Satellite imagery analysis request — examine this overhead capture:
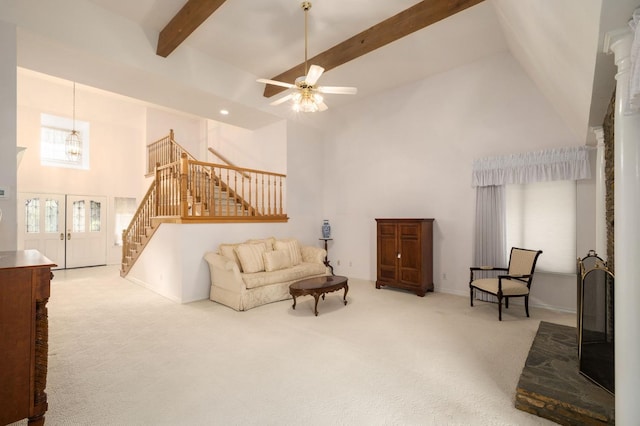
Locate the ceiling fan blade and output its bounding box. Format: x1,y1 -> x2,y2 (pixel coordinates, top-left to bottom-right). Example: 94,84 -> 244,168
270,93 -> 294,106
317,86 -> 358,95
257,78 -> 295,89
305,65 -> 324,85
318,101 -> 329,112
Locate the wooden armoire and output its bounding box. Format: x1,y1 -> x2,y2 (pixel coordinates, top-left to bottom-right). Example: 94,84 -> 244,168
375,218 -> 434,296
0,250 -> 55,426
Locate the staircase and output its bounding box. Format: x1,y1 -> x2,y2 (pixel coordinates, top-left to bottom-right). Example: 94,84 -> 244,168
121,131 -> 287,276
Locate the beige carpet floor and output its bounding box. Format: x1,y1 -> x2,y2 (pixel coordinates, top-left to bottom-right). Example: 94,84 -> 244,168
11,265 -> 575,425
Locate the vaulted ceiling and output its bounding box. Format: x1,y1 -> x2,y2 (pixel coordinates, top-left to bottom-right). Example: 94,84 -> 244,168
6,0 -> 639,140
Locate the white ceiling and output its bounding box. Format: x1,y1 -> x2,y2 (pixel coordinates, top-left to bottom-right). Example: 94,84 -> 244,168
82,0 -> 507,113
8,0 -> 640,138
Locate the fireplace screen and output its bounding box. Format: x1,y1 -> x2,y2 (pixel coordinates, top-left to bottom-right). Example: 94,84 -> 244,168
578,251 -> 614,394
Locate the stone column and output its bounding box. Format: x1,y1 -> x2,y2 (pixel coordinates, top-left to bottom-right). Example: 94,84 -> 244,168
604,28 -> 640,423
592,127 -> 606,259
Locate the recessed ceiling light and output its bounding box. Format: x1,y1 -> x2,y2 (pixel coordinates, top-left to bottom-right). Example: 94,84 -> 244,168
219,109 -> 229,115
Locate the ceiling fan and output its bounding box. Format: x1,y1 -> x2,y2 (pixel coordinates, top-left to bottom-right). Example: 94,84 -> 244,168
257,1 -> 357,112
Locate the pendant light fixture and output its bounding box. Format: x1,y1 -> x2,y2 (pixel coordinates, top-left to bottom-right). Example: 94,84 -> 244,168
66,82 -> 81,161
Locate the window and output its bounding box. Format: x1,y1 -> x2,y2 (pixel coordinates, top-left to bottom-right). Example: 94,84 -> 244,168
45,198 -> 60,233
40,113 -> 90,169
114,197 -> 136,246
24,197 -> 61,234
72,200 -> 85,233
90,201 -> 102,232
25,198 -> 40,233
506,180 -> 576,274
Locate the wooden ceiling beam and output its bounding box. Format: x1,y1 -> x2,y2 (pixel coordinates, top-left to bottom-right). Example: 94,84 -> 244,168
263,0 -> 485,97
156,0 -> 228,57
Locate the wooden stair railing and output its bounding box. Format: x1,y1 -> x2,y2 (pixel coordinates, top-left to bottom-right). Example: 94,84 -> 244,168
184,155 -> 286,219
121,181 -> 157,276
121,132 -> 288,276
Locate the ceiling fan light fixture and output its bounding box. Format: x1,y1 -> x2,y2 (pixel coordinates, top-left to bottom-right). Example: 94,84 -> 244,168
257,1 -> 356,113
292,90 -> 319,112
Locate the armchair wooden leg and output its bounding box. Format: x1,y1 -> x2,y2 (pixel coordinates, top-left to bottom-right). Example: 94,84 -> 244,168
470,287 -> 474,307
525,295 -> 530,317
498,296 -> 503,321
505,297 -> 509,309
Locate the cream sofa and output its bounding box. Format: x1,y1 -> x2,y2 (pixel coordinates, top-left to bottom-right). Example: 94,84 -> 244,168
204,237 -> 330,311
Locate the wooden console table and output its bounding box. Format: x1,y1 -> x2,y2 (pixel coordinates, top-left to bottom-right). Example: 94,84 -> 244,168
0,250 -> 56,426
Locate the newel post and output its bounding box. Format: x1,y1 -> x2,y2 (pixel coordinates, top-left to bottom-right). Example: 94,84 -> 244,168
121,229 -> 127,266
180,152 -> 189,218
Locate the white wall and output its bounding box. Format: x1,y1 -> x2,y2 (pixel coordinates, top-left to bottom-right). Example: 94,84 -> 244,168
0,21 -> 17,250
146,108 -> 206,159
207,120 -> 287,174
322,52 -> 584,311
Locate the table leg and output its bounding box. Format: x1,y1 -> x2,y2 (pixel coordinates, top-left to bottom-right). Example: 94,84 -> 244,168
313,293 -> 320,316
343,283 -> 349,305
291,294 -> 297,310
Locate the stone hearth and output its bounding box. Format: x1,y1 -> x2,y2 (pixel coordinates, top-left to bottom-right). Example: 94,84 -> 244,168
515,321 -> 614,425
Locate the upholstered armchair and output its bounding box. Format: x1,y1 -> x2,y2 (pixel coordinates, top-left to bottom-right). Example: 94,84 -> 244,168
469,247 -> 543,321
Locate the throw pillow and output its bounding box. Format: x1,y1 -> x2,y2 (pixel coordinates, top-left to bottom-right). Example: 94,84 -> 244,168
263,250 -> 292,272
235,243 -> 267,273
245,237 -> 276,251
219,243 -> 242,271
274,239 -> 303,266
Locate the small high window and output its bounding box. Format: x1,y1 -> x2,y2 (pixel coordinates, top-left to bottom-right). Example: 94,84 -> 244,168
40,113 -> 90,169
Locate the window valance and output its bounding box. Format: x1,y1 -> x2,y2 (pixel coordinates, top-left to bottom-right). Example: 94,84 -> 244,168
472,146 -> 592,187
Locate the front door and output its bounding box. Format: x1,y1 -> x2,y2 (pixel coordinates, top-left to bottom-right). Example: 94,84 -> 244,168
18,193 -> 66,269
65,195 -> 107,268
18,193 -> 107,269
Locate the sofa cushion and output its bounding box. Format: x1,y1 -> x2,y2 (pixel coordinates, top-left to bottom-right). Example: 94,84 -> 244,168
242,262 -> 327,289
235,243 -> 267,273
263,249 -> 292,272
245,237 -> 276,251
274,239 -> 302,266
219,243 -> 242,271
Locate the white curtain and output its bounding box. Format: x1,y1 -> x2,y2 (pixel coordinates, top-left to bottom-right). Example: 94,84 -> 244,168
629,7 -> 640,112
471,146 -> 592,301
473,185 -> 506,301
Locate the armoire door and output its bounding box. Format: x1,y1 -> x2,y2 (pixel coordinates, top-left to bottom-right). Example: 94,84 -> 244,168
398,222 -> 422,285
377,221 -> 398,284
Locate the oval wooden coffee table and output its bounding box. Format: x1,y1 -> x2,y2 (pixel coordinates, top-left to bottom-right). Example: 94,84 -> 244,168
289,275 -> 348,316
